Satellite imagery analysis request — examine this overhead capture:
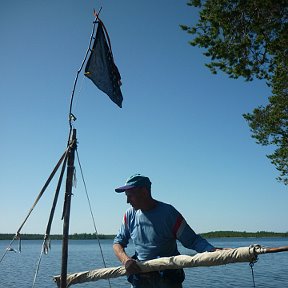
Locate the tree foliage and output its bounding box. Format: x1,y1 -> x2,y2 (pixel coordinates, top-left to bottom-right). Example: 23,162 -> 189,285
0,233 -> 116,240
182,0 -> 288,184
1,231 -> 287,240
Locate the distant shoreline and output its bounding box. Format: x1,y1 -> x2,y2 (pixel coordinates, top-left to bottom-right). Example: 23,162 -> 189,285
0,231 -> 287,240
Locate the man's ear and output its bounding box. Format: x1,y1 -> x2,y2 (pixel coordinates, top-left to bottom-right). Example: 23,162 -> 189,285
141,186 -> 150,196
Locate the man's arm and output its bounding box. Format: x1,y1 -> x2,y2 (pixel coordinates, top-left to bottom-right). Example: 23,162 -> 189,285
113,243 -> 130,264
113,243 -> 141,275
173,214 -> 215,252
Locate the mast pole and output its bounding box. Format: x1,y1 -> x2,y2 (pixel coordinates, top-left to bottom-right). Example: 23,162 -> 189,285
60,128 -> 77,288
59,11 -> 99,287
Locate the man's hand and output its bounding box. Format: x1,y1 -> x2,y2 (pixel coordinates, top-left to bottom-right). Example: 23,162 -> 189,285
113,243 -> 141,274
124,258 -> 141,275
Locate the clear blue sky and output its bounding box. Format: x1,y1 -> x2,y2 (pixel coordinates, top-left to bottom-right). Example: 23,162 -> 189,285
1,0 -> 287,235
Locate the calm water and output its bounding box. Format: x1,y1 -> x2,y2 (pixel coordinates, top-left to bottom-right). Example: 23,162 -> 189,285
0,238 -> 287,287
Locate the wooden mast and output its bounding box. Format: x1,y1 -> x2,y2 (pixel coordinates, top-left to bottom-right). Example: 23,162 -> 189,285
60,128 -> 77,288
58,11 -> 100,287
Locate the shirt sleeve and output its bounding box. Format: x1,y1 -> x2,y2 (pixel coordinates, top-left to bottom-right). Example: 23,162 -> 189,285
113,212 -> 131,248
173,213 -> 215,253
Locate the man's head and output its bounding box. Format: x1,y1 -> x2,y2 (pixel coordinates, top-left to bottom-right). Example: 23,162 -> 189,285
115,174 -> 154,210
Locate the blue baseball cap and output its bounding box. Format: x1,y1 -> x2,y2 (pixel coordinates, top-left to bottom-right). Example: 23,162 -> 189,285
115,174 -> 151,193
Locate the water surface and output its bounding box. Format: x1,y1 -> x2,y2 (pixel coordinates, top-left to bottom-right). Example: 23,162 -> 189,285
0,238 -> 287,287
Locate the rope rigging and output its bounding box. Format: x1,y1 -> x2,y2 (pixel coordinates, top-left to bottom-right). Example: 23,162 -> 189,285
76,150 -> 112,288
249,261 -> 256,288
0,147 -> 69,265
68,8 -> 102,132
1,9 -> 113,288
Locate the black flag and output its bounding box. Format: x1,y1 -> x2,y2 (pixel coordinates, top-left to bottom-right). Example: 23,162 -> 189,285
85,21 -> 123,108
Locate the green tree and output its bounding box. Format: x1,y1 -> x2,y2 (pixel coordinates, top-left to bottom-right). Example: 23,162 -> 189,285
181,0 -> 288,184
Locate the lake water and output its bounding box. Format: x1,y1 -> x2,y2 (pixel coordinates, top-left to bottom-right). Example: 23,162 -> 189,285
0,238 -> 287,287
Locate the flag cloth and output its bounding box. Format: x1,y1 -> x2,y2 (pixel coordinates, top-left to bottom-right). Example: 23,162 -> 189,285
85,21 -> 123,108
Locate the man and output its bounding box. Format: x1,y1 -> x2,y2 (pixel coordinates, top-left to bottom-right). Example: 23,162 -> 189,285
113,174 -> 220,288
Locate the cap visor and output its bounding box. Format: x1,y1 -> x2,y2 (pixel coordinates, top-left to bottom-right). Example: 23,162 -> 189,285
115,184 -> 135,193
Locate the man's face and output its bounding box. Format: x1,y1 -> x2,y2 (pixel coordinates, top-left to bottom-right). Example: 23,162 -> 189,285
125,187 -> 145,210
